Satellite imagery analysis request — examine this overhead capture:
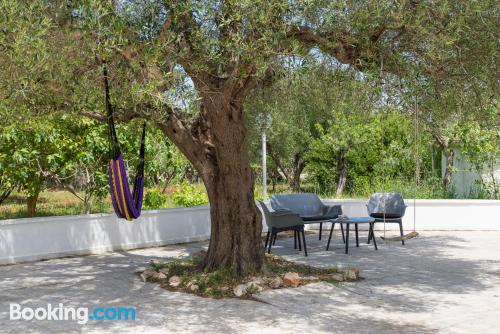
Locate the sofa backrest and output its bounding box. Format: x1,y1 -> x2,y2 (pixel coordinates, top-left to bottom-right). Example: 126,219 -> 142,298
257,201 -> 272,227
270,193 -> 324,216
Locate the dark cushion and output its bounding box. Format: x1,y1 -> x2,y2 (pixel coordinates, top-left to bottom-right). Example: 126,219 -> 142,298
302,215 -> 332,221
370,213 -> 402,219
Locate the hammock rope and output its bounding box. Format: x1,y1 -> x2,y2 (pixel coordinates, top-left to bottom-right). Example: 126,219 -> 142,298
103,62 -> 146,221
380,94 -> 420,242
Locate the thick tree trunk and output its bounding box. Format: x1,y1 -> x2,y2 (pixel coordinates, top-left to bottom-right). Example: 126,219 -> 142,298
203,167 -> 263,274
289,167 -> 303,192
269,167 -> 280,192
196,97 -> 264,275
26,193 -> 39,217
443,149 -> 454,188
289,154 -> 305,192
83,193 -> 91,214
336,154 -> 347,196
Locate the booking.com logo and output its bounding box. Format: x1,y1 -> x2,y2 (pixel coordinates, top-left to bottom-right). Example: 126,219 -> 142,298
10,303 -> 136,325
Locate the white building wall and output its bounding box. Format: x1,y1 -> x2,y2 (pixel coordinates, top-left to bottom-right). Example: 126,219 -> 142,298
441,149 -> 500,198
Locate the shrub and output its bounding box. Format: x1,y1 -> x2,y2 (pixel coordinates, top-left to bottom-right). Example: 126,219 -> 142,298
172,182 -> 208,207
143,188 -> 167,210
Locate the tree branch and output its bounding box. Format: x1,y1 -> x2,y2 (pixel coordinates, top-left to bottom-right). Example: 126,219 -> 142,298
288,25 -> 404,74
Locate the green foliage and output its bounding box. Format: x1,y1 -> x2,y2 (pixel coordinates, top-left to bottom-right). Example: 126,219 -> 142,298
0,114 -> 73,196
172,182 -> 208,207
306,106 -> 425,195
143,188 -> 167,210
144,131 -> 191,189
246,61 -> 348,190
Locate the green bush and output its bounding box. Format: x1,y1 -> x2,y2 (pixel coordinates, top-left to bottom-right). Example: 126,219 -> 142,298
143,188 -> 167,210
172,182 -> 208,207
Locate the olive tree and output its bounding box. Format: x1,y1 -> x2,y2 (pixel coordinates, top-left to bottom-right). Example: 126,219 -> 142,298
61,0 -> 499,274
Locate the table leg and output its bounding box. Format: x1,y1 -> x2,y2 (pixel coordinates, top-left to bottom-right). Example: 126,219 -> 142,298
370,223 -> 378,250
326,222 -> 335,251
345,223 -> 350,254
355,223 -> 359,247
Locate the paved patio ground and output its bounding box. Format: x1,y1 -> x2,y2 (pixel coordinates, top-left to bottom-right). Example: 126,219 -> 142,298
1,231 -> 500,334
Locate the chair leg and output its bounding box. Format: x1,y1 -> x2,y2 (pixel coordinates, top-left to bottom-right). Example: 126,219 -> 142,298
297,229 -> 302,251
272,232 -> 277,245
367,223 -> 374,244
370,223 -> 378,250
355,223 -> 359,247
326,222 -> 335,251
340,223 -> 345,243
301,228 -> 308,256
345,224 -> 350,254
294,230 -> 297,249
319,222 -> 322,240
399,221 -> 405,245
264,231 -> 270,250
268,229 -> 274,254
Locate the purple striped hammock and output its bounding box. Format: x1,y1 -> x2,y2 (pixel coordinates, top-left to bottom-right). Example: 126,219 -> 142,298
108,151 -> 145,221
103,64 -> 146,221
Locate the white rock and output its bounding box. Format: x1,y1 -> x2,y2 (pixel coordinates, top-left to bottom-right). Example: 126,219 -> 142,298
190,284 -> 199,292
250,277 -> 265,285
233,284 -> 248,297
344,268 -> 360,280
269,277 -> 283,289
169,275 -> 181,287
140,269 -> 158,282
330,273 -> 344,282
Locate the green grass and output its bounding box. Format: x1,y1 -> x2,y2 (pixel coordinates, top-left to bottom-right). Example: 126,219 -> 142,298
0,189 -> 179,220
0,176 -> 486,220
0,191 -> 112,219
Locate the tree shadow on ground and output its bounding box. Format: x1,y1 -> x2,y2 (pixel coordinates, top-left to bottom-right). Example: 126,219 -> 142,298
0,232 -> 499,333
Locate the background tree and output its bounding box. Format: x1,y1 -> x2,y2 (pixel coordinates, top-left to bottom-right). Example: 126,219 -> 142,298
246,60 -> 342,192
0,115 -> 78,216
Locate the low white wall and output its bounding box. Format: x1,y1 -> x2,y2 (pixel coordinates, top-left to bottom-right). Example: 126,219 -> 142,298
318,199 -> 500,231
0,206 -> 211,265
1,199 -> 499,265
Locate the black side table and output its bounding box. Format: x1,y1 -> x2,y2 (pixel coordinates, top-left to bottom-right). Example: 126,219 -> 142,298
326,217 -> 377,254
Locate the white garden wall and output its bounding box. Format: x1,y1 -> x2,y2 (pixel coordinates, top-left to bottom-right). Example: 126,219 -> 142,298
0,207 -> 211,265
1,199 -> 499,265
321,199 -> 500,231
